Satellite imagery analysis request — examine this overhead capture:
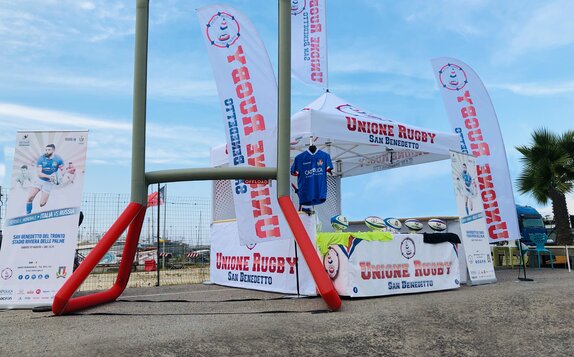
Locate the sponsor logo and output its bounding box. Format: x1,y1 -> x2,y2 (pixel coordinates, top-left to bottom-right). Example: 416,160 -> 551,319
400,238 -> 416,259
304,167 -> 323,176
35,289 -> 42,295
19,134 -> 31,146
291,0 -> 306,15
0,289 -> 13,295
438,63 -> 468,91
246,243 -> 257,251
79,135 -> 85,143
206,12 -> 240,48
244,179 -> 269,185
56,266 -> 67,279
323,247 -> 339,279
1,268 -> 13,280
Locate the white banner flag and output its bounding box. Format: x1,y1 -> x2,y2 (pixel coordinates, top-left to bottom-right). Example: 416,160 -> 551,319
431,57 -> 520,243
450,151 -> 496,285
197,5 -> 289,245
291,0 -> 328,88
0,131 -> 88,308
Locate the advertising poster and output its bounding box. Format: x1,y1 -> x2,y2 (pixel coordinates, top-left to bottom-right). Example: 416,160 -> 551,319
197,4 -> 291,246
432,57 -> 520,243
0,131 -> 88,308
291,0 -> 328,88
450,151 -> 496,285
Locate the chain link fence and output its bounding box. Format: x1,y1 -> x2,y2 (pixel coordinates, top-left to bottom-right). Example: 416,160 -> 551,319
0,187 -> 212,292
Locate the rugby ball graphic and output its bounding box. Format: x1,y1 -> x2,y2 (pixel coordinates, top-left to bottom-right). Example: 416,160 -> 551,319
383,217 -> 402,232
428,219 -> 447,232
330,215 -> 349,231
364,216 -> 386,231
404,219 -> 423,232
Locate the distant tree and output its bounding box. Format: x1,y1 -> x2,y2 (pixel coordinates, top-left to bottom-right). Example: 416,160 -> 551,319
516,129 -> 574,245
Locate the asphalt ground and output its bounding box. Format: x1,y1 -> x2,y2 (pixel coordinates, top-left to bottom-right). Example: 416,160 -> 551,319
1,268 -> 573,356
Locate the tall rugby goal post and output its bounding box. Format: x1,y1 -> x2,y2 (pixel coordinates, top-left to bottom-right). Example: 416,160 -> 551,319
51,0 -> 341,315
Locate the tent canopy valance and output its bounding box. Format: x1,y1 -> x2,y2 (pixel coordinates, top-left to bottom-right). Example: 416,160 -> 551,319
211,92 -> 459,177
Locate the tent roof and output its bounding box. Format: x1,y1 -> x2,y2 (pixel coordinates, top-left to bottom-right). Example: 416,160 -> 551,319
212,92 -> 459,177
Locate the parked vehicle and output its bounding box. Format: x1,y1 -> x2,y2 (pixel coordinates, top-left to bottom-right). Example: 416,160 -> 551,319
516,204 -> 554,245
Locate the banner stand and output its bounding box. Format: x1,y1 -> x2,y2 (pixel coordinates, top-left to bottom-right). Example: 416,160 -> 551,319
450,151 -> 497,285
517,240 -> 534,282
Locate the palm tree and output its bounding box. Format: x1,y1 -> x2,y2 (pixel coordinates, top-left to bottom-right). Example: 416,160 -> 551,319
516,129 -> 574,245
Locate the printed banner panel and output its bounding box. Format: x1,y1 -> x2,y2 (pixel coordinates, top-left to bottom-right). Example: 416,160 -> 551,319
432,57 -> 520,243
0,131 -> 88,308
450,151 -> 496,284
197,4 -> 290,245
291,0 -> 328,88
210,216 -> 317,296
324,234 -> 460,297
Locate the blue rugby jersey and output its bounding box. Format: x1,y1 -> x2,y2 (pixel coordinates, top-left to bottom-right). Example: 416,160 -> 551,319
290,149 -> 333,206
36,154 -> 64,182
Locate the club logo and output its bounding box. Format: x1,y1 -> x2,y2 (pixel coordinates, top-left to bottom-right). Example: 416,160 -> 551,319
56,266 -> 67,279
400,238 -> 416,259
438,63 -> 468,91
336,104 -> 390,122
291,0 -> 306,15
323,247 -> 339,279
206,12 -> 241,48
317,159 -> 323,166
19,134 -> 31,146
338,235 -> 362,258
246,243 -> 257,250
1,268 -> 13,280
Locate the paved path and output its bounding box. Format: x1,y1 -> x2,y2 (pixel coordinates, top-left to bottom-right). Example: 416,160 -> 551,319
1,269 -> 573,356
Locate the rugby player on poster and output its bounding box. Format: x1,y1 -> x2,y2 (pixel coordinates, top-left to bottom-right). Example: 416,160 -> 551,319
457,163 -> 477,215
26,144 -> 64,214
14,165 -> 33,188
63,161 -> 77,185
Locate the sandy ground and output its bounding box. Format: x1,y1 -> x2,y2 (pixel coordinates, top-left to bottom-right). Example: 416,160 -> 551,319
1,268 -> 573,356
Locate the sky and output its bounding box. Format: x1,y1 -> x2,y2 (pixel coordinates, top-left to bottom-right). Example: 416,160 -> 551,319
0,0 -> 573,221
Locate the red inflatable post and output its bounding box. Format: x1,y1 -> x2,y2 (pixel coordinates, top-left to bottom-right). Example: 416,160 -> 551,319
277,196 -> 341,311
52,202 -> 146,315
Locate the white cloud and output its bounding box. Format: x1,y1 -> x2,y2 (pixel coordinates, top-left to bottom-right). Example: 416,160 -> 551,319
503,0 -> 574,59
0,102 -> 222,167
0,103 -> 130,131
398,0 -> 491,37
330,50 -> 431,79
79,2 -> 96,11
491,80 -> 574,96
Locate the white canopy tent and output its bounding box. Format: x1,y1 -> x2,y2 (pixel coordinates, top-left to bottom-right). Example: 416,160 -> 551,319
212,92 -> 459,176
211,92 -> 460,228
